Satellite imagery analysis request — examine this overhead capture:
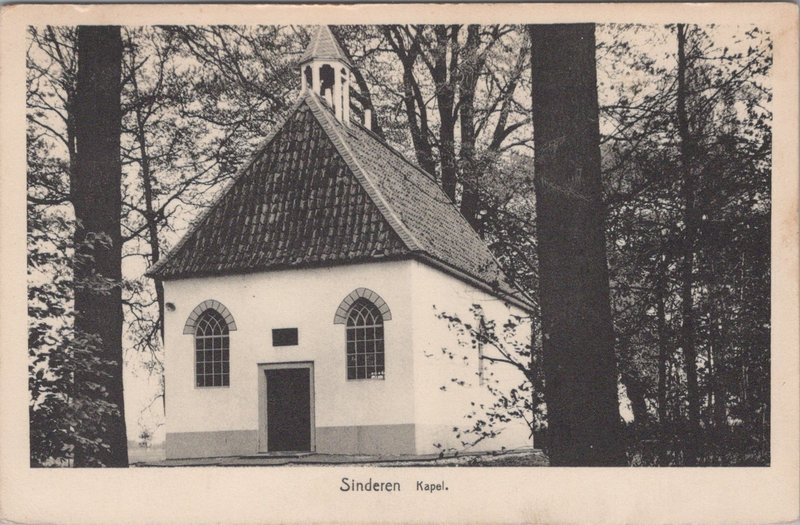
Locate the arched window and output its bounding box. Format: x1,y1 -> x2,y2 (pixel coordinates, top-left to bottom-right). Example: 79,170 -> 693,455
340,67 -> 348,108
319,64 -> 335,96
195,309 -> 230,387
346,298 -> 384,380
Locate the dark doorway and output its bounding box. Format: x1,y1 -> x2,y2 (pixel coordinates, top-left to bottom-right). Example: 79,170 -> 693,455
265,368 -> 311,452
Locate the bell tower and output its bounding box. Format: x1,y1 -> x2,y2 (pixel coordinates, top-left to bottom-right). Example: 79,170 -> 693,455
299,26 -> 352,126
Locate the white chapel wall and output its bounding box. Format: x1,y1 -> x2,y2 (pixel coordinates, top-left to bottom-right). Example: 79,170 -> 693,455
410,260 -> 534,454
162,260 -> 416,439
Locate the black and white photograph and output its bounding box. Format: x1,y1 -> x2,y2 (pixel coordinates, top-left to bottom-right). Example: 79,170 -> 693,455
2,3 -> 798,524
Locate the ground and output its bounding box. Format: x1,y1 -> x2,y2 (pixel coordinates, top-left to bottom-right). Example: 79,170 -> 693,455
131,447 -> 550,467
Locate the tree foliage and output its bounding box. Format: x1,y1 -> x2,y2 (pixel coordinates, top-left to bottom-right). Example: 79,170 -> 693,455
600,24 -> 771,465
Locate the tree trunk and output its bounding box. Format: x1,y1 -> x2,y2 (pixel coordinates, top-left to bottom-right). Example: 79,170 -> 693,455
676,23 -> 701,466
129,58 -> 165,343
431,25 -> 458,201
529,23 -> 626,466
129,58 -> 166,416
706,263 -> 726,430
72,26 -> 127,467
621,371 -> 649,433
488,35 -> 529,153
382,27 -> 437,176
139,133 -> 166,417
656,271 -> 670,465
458,25 -> 482,231
711,315 -> 727,429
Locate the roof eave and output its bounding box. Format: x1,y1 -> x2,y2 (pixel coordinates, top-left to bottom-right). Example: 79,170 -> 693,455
411,252 -> 537,314
145,252 -> 415,282
148,252 -> 535,313
298,55 -> 353,68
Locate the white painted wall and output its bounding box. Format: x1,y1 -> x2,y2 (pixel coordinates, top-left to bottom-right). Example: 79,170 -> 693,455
164,258 -> 533,456
410,260 -> 534,454
163,260 -> 416,437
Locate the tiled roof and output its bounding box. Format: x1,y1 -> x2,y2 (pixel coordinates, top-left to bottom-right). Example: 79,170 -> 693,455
148,93 -> 532,310
299,26 -> 352,66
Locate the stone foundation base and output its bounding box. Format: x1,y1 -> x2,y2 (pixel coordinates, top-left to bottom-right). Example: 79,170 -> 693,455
315,424 -> 416,455
166,429 -> 259,459
166,424 -> 416,459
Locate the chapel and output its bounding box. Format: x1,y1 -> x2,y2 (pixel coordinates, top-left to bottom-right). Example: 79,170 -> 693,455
148,26 -> 533,459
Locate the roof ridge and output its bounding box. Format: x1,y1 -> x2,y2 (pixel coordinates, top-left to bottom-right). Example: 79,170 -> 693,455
312,26 -> 323,57
304,93 -> 423,253
147,96 -> 307,277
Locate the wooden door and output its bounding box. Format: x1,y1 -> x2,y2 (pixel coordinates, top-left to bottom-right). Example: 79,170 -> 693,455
265,368 -> 311,452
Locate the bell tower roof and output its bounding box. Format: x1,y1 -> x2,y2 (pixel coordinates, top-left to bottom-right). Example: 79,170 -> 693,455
300,26 -> 352,67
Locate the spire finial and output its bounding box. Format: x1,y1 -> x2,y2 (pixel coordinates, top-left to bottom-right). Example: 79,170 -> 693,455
299,26 -> 352,67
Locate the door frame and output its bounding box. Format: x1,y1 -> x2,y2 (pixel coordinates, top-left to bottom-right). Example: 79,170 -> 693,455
257,361 -> 315,453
